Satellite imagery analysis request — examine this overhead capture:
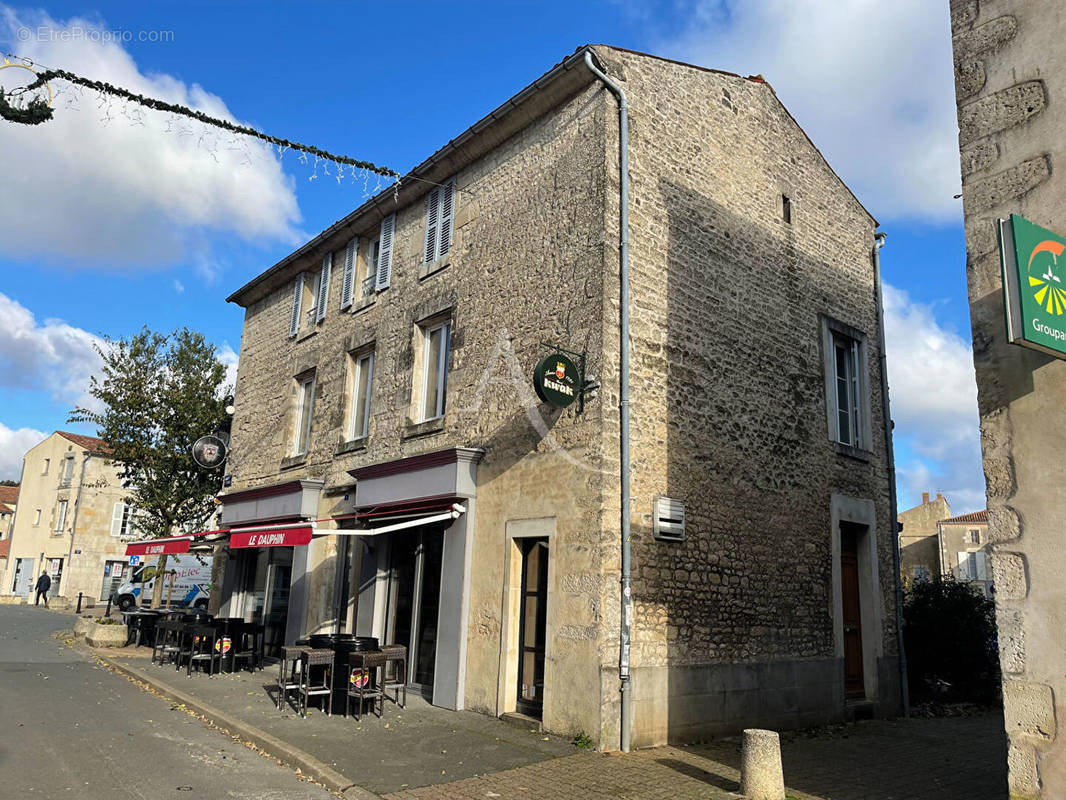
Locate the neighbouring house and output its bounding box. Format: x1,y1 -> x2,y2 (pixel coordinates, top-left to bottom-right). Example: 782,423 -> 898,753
898,491 -> 951,585
2,432 -> 137,606
938,510 -> 991,598
0,484 -> 18,538
166,44 -> 900,748
950,2 -> 1066,795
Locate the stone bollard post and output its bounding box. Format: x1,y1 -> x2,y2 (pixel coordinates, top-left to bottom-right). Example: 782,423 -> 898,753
740,728 -> 785,800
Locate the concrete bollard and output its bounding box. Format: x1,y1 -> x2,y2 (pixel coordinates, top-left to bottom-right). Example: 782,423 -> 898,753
740,728 -> 785,800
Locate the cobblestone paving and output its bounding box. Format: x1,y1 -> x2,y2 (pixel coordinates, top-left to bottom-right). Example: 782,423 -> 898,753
386,711 -> 1007,800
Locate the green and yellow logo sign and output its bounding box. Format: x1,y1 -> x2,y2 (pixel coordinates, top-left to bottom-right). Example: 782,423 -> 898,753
999,214 -> 1066,358
533,352 -> 580,408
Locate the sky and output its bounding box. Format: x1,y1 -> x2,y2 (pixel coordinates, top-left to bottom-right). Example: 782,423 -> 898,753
0,0 -> 984,514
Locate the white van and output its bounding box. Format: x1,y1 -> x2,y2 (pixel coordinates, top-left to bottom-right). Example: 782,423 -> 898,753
115,555 -> 212,611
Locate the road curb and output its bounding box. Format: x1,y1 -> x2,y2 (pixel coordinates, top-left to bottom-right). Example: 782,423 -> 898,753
95,653 -> 380,799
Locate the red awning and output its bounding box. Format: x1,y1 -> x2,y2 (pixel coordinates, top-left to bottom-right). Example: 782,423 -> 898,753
125,536 -> 193,556
229,525 -> 313,549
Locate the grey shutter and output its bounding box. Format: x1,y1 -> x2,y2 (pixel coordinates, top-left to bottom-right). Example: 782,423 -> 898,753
110,502 -> 124,537
376,213 -> 395,290
423,187 -> 440,264
316,253 -> 331,322
976,551 -> 988,581
437,180 -> 455,260
289,273 -> 304,338
340,238 -> 357,309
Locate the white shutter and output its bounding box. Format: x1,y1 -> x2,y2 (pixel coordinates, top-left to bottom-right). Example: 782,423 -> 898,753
340,238 -> 357,309
976,551 -> 988,581
289,273 -> 304,338
423,187 -> 440,264
437,180 -> 455,260
316,253 -> 331,322
111,502 -> 124,537
376,213 -> 395,290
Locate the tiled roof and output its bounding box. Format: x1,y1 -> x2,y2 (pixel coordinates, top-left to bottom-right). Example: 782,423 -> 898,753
57,431 -> 111,454
0,485 -> 17,504
0,539 -> 9,559
940,510 -> 989,525
0,503 -> 13,514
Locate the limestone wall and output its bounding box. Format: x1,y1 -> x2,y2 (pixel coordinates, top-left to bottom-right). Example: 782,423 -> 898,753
950,1 -> 1066,795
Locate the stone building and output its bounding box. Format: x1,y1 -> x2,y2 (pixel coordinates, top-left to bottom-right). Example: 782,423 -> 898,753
950,1 -> 1066,795
938,510 -> 991,597
215,45 -> 900,748
0,484 -> 18,538
898,491 -> 951,585
2,432 -> 136,605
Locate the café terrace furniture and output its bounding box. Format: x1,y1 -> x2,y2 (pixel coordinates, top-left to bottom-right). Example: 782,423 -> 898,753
276,645 -> 305,711
151,619 -> 184,666
185,624 -> 224,677
298,648 -> 335,718
345,650 -> 386,721
379,644 -> 407,708
231,622 -> 266,673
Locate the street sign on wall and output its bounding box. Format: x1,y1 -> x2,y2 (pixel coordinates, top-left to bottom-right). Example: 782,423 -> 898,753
999,214 -> 1066,358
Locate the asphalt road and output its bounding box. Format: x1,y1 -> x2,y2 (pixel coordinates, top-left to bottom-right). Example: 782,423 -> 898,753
0,605 -> 335,800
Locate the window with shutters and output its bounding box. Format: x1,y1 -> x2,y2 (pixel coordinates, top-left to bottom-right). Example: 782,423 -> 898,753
374,214 -> 395,291
53,500 -> 68,534
292,372 -> 316,457
820,316 -> 871,454
969,528 -> 981,544
418,320 -> 451,422
288,271 -> 321,339
59,456 -> 75,487
110,502 -> 138,537
339,237 -> 358,310
423,178 -> 455,269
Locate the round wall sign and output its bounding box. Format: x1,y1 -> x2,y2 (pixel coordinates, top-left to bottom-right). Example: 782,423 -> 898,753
191,434 -> 228,470
533,353 -> 580,408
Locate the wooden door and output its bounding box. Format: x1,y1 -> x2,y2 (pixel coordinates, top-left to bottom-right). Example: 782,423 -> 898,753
516,538 -> 549,718
840,527 -> 865,699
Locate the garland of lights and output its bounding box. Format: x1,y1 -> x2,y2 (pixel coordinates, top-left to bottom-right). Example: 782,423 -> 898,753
1,63 -> 399,179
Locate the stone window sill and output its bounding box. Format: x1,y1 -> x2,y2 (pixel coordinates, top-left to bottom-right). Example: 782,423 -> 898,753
296,329 -> 319,344
835,442 -> 871,462
403,416 -> 446,440
349,295 -> 376,315
418,258 -> 450,281
280,454 -> 307,471
335,437 -> 368,456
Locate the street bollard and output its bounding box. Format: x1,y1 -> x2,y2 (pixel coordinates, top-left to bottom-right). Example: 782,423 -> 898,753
76,592 -> 83,614
740,729 -> 785,800
105,596 -> 112,618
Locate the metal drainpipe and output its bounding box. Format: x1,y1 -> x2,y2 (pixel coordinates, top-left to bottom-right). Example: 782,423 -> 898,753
63,453 -> 92,595
872,232 -> 910,717
583,50 -> 633,752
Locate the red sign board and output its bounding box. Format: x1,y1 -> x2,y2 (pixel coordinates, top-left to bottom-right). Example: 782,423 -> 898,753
125,537 -> 192,556
229,526 -> 313,549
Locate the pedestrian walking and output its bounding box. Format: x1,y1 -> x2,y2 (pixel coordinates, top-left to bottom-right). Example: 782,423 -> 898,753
34,572 -> 51,607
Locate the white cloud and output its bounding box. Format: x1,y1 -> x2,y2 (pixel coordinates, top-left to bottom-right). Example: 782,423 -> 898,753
217,342 -> 239,392
654,0 -> 961,222
0,6 -> 302,266
172,279 -> 185,294
0,422 -> 46,482
0,292 -> 104,405
882,283 -> 986,511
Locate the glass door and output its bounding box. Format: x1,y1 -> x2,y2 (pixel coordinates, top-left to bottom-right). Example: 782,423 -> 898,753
100,561 -> 126,604
384,527 -> 444,694
516,538 -> 549,718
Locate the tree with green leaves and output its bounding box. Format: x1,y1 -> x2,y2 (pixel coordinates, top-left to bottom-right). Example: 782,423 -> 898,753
70,327 -> 231,607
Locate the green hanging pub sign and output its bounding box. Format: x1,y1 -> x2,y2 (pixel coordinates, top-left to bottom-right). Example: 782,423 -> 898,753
999,213 -> 1066,358
532,345 -> 585,411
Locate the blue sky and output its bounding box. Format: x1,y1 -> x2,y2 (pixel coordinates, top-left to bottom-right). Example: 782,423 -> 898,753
0,1 -> 985,513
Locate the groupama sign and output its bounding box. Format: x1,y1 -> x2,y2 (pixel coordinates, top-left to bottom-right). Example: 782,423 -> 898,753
999,214 -> 1066,358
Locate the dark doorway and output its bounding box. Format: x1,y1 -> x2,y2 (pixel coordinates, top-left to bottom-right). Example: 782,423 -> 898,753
840,524 -> 865,699
516,538 -> 549,718
384,527 -> 444,694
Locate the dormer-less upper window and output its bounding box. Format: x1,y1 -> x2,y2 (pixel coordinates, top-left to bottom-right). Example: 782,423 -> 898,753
423,179 -> 455,265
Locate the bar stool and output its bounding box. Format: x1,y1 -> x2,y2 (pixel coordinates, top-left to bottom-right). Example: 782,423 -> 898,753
276,645 -> 305,711
380,644 -> 407,708
186,625 -> 222,677
346,650 -> 385,720
151,619 -> 182,666
298,648 -> 334,717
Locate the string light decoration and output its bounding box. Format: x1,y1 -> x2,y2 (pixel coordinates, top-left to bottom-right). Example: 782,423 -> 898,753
0,54 -> 400,182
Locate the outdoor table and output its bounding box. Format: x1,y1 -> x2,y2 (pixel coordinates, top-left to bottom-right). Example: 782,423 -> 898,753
210,617 -> 243,672
122,609 -> 160,647
295,634 -> 379,715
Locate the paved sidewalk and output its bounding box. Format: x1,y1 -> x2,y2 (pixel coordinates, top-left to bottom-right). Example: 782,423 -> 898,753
88,637 -> 1006,800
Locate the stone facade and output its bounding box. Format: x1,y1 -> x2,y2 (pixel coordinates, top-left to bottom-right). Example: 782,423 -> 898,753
898,491 -> 952,584
1,432 -> 134,606
949,1 -> 1066,796
938,510 -> 991,597
226,45 -> 899,748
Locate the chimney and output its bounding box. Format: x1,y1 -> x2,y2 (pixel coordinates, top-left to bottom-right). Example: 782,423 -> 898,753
922,492 -> 930,504
936,492 -> 944,501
